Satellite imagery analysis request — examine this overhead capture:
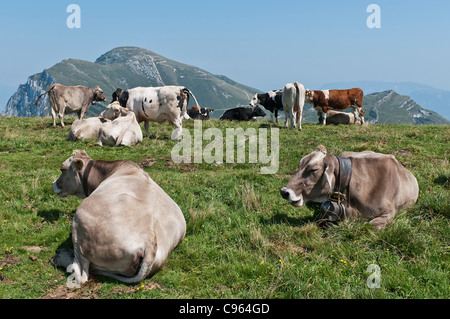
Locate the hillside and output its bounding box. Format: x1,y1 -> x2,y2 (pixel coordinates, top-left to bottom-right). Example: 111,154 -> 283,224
2,47 -> 261,117
0,117 -> 448,299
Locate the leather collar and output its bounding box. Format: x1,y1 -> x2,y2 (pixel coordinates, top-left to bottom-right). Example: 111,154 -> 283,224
328,156 -> 352,206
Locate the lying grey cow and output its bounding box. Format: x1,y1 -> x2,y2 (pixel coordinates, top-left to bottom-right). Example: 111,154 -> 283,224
280,145 -> 419,230
52,150 -> 186,286
319,110 -> 362,125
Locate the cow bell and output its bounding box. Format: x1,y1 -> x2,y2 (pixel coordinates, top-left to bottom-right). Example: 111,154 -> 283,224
320,200 -> 346,223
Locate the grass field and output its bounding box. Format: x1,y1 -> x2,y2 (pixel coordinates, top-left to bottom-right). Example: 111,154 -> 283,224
0,116 -> 448,299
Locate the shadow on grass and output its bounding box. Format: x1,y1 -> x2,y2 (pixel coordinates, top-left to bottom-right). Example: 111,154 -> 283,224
260,202 -> 323,227
37,209 -> 75,223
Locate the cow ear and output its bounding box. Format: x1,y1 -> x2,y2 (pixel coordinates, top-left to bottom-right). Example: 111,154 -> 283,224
72,158 -> 85,171
323,164 -> 333,190
315,145 -> 327,154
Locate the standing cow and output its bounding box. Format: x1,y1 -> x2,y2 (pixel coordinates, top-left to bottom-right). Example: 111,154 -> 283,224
282,82 -> 305,130
119,86 -> 199,141
34,84 -> 107,128
280,145 -> 419,230
305,88 -> 365,125
52,150 -> 186,286
249,89 -> 283,123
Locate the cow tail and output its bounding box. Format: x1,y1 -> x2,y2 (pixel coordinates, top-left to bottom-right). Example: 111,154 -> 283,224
34,84 -> 57,106
184,88 -> 200,108
293,82 -> 305,123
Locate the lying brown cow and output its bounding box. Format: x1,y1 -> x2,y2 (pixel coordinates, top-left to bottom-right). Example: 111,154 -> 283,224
34,83 -> 107,128
280,145 -> 419,230
305,88 -> 365,125
52,150 -> 186,286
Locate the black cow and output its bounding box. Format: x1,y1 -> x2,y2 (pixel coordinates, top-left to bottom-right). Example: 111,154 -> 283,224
249,90 -> 283,122
112,88 -> 123,103
187,107 -> 214,120
219,106 -> 266,121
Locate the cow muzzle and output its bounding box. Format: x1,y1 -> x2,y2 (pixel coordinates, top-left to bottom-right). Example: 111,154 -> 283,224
52,180 -> 63,196
280,187 -> 304,207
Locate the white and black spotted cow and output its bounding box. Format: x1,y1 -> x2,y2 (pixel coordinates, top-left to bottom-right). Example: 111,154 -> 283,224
119,86 -> 199,141
249,90 -> 283,123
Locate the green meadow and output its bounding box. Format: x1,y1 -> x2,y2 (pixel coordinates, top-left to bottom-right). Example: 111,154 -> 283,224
0,116 -> 448,299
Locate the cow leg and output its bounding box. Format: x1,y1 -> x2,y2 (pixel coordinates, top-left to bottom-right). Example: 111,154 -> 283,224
369,209 -> 395,230
322,112 -> 327,125
144,121 -> 150,138
59,113 -> 65,128
297,107 -> 303,131
51,108 -> 57,128
275,109 -> 278,123
270,111 -> 275,123
171,118 -> 183,141
289,111 -> 296,130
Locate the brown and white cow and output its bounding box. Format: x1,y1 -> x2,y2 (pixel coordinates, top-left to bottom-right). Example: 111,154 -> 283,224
305,88 -> 365,125
34,84 -> 107,128
52,150 -> 186,286
280,145 -> 419,230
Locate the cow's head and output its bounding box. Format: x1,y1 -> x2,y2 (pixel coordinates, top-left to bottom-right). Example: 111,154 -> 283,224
252,105 -> 266,117
280,145 -> 337,207
52,150 -> 93,199
305,89 -> 314,102
249,94 -> 260,107
100,102 -> 126,120
93,86 -> 107,102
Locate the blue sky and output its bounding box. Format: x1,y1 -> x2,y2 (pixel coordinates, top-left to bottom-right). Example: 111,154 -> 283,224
0,0 -> 449,109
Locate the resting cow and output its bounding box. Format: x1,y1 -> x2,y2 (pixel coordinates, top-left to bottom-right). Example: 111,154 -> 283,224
98,110 -> 143,147
66,102 -> 125,142
219,106 -> 266,121
52,150 -> 186,286
280,145 -> 419,230
249,90 -> 283,123
187,107 -> 214,120
34,84 -> 107,128
119,86 -> 199,141
319,110 -> 362,125
305,88 -> 365,125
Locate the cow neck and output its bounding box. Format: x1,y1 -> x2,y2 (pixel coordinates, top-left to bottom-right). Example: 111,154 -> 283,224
81,160 -> 122,197
81,160 -> 94,197
330,155 -> 352,206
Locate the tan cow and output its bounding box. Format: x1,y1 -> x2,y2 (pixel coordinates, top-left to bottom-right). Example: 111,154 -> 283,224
34,84 -> 107,128
97,110 -> 143,147
280,145 -> 419,230
66,102 -> 133,143
52,150 -> 186,286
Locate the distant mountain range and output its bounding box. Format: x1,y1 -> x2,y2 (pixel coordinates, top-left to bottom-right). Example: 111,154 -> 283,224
2,47 -> 449,125
2,47 -> 260,117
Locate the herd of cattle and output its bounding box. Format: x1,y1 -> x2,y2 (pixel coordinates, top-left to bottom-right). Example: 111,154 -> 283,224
31,82 -> 418,287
